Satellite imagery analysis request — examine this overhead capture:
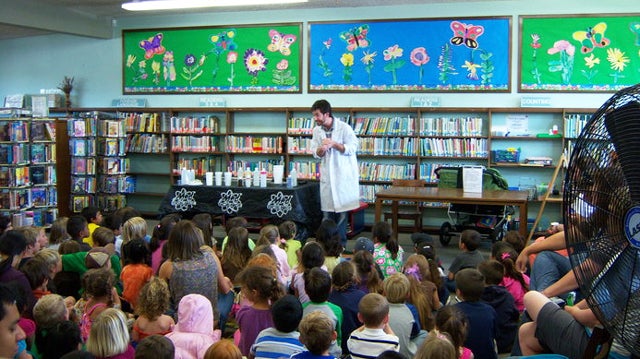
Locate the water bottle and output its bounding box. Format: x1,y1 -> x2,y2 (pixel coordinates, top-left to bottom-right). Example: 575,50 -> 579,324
290,167 -> 298,187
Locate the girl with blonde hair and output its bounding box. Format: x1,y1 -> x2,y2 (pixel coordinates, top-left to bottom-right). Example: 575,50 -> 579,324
86,308 -> 135,358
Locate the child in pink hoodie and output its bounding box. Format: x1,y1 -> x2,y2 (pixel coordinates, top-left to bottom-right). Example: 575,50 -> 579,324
165,294 -> 221,359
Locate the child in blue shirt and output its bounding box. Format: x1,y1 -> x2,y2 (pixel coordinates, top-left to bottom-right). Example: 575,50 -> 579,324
454,268 -> 498,359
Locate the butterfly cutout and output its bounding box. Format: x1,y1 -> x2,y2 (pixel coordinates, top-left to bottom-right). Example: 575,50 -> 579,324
267,29 -> 297,56
139,33 -> 166,59
450,21 -> 484,49
572,22 -> 610,54
339,24 -> 370,52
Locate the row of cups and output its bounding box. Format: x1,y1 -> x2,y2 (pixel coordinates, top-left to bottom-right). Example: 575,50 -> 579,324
204,165 -> 285,187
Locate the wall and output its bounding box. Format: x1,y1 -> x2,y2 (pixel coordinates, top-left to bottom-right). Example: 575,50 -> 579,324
1,0 -> 637,233
0,0 -> 638,108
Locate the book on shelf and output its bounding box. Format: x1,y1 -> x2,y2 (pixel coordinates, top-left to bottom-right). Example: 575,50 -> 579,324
71,139 -> 86,156
31,187 -> 47,207
44,122 -> 56,140
31,122 -> 46,141
72,158 -> 87,175
106,120 -> 121,137
31,143 -> 45,163
73,120 -> 86,137
30,166 -> 46,185
72,195 -> 90,213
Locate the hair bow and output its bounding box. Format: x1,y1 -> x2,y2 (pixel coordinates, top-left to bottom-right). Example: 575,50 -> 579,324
404,263 -> 422,281
501,252 -> 511,260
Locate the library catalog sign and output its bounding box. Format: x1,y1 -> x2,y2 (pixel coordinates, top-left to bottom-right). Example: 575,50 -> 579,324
122,23 -> 302,94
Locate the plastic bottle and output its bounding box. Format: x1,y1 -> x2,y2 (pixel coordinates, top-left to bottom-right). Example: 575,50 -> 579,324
290,167 -> 298,187
260,169 -> 267,187
253,167 -> 260,186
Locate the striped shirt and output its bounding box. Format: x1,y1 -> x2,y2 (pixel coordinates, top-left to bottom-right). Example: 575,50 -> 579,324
251,327 -> 305,359
347,327 -> 400,359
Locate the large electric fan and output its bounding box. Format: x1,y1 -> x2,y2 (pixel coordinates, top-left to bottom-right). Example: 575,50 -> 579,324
564,84 -> 640,356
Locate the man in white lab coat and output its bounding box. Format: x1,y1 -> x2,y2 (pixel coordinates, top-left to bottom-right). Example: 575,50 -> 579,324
311,99 -> 360,248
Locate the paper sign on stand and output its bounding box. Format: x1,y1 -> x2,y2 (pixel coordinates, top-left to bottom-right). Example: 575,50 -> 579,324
462,166 -> 483,193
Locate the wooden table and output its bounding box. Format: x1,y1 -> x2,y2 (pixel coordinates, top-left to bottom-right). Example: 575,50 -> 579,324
374,187 -> 529,237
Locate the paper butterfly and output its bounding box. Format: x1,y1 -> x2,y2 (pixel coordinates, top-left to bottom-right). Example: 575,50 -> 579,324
450,21 -> 484,49
267,29 -> 297,56
339,24 -> 370,52
572,22 -> 610,54
139,33 -> 166,59
630,22 -> 640,46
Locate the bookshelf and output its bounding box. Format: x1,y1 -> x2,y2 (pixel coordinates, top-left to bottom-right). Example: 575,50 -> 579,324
0,109 -> 58,227
55,106 -> 595,229
68,111 -> 131,214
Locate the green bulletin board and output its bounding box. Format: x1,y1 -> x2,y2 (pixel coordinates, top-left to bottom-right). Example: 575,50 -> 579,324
519,14 -> 640,92
122,23 -> 302,94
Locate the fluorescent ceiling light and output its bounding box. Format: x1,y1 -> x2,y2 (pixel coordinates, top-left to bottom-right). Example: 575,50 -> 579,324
122,0 -> 308,11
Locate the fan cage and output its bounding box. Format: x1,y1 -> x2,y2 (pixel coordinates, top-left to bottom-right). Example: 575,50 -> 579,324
563,84 -> 640,356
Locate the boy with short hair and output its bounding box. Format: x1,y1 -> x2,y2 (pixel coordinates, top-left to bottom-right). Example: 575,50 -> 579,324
446,229 -> 485,293
383,273 -> 426,358
80,206 -> 103,247
66,215 -> 91,252
347,293 -> 400,359
478,260 -> 519,354
302,267 -> 343,356
454,268 -> 498,359
292,310 -> 337,359
251,294 -> 305,359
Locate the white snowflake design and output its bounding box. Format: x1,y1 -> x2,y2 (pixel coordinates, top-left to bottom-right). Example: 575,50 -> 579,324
267,191 -> 293,217
218,189 -> 243,214
171,187 -> 196,211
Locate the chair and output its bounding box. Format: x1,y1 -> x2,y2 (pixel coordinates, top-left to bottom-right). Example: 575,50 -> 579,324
383,179 -> 427,233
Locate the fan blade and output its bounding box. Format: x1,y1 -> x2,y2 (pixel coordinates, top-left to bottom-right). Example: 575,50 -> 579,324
604,101 -> 640,202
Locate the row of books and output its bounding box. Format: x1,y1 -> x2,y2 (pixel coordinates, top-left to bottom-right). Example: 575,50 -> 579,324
349,116 -> 415,136
287,137 -> 313,154
72,158 -> 96,175
0,119 -> 30,142
564,114 -> 589,139
287,117 -> 314,134
71,193 -> 129,213
358,137 -> 420,156
97,138 -> 127,157
0,144 -> 29,165
72,157 -> 129,176
68,117 -> 98,137
171,135 -> 219,152
30,186 -> 57,207
358,184 -> 447,206
0,188 -> 30,211
70,138 -> 96,157
173,157 -> 217,176
288,160 -> 320,180
358,162 -> 417,181
419,117 -> 485,136
8,208 -> 58,228
122,112 -> 170,133
170,116 -> 221,134
126,133 -> 168,153
71,175 -> 135,194
98,120 -> 126,138
30,165 -> 56,186
31,143 -> 56,164
0,166 -> 30,187
31,120 -> 56,141
225,136 -> 284,154
420,138 -> 488,158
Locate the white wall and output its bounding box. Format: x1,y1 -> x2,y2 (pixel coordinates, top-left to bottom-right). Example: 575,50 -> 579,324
1,0 -> 638,108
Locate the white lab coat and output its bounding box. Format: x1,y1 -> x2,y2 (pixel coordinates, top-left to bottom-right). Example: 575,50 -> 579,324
311,117 -> 360,213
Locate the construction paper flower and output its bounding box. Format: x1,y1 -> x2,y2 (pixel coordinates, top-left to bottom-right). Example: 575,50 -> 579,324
244,48 -> 269,85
